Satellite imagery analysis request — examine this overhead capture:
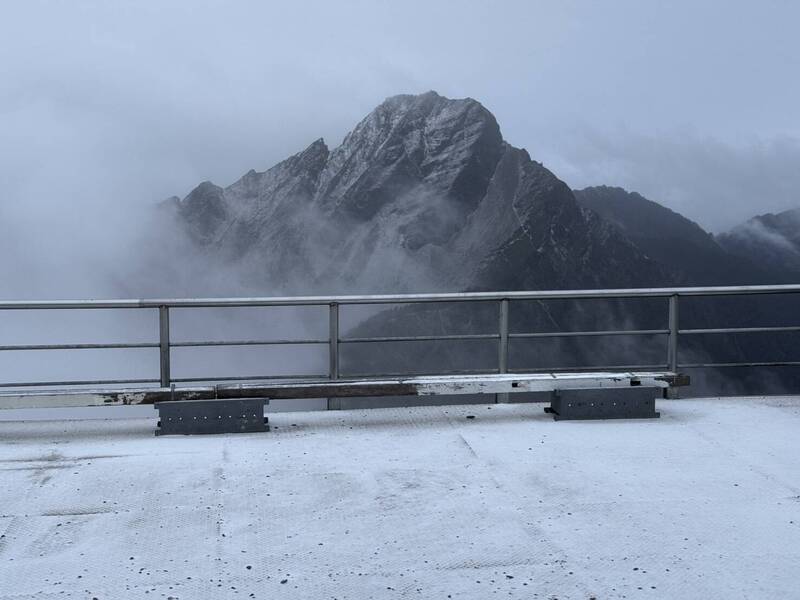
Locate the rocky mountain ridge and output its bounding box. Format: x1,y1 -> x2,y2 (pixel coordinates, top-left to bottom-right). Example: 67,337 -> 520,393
574,186 -> 786,285
717,207 -> 800,280
171,91 -> 673,294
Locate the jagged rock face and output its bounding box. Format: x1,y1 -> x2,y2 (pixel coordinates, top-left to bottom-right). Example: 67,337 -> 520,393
315,92 -> 505,222
717,208 -> 800,279
171,91 -> 672,293
178,182 -> 227,245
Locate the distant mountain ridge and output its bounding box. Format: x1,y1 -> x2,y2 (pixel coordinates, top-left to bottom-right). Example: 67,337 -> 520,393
573,186 -> 787,285
170,91 -> 672,294
167,91 -> 800,294
717,208 -> 800,281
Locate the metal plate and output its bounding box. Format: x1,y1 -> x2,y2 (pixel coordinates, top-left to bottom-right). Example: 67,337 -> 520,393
155,398 -> 268,435
547,388 -> 660,421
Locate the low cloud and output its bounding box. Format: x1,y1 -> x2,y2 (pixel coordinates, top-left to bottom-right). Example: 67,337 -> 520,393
541,129 -> 800,233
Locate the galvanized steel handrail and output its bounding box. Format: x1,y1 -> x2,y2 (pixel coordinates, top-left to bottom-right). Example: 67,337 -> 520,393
1,283 -> 800,310
1,283 -> 800,390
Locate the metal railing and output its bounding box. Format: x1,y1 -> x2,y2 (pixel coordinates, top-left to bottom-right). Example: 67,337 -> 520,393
1,284 -> 799,390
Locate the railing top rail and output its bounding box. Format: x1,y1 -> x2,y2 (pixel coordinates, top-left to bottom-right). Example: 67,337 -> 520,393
1,284 -> 800,310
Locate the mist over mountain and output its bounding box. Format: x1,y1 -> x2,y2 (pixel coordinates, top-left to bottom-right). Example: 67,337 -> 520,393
717,208 -> 800,281
169,91 -> 800,295
170,92 -> 674,295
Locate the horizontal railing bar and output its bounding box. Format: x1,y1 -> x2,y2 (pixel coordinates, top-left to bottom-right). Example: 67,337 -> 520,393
0,332 -> 782,350
510,329 -> 669,339
0,342 -> 158,352
170,339 -> 328,348
340,334 -> 499,344
0,378 -> 160,388
681,361 -> 800,369
171,374 -> 329,383
509,364 -> 669,373
679,326 -> 800,335
3,284 -> 800,310
344,368 -> 500,378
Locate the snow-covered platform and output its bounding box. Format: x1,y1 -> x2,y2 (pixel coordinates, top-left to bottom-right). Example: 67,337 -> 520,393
1,397 -> 799,599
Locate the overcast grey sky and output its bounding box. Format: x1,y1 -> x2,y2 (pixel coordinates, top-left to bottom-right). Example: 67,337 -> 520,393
1,0 -> 799,240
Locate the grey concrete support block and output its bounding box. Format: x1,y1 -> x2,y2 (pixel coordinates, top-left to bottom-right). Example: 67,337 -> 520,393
155,398 -> 269,435
546,387 -> 660,421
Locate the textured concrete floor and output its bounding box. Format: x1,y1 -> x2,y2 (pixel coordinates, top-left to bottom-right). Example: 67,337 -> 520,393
1,397 -> 799,599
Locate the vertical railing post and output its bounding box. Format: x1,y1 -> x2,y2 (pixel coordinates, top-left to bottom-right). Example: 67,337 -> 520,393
497,298 -> 509,403
329,303 -> 339,381
327,303 -> 340,410
667,295 -> 679,372
666,294 -> 679,399
158,305 -> 171,388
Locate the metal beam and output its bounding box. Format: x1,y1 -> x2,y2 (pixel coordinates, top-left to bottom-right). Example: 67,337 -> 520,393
0,371 -> 688,410
1,283 -> 800,310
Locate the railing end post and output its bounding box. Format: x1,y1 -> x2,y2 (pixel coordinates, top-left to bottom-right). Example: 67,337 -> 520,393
667,295 -> 679,373
329,303 -> 340,381
159,305 -> 171,388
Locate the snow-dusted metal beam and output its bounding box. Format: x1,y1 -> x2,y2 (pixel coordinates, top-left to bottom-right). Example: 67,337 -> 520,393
0,371 -> 688,410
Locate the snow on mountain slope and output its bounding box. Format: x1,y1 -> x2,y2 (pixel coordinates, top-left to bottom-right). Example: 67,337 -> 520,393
171,92 -> 669,294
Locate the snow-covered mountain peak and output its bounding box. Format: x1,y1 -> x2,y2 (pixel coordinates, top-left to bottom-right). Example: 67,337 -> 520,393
171,92 -> 668,293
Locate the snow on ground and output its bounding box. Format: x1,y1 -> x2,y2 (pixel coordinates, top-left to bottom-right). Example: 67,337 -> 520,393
1,397 -> 799,599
